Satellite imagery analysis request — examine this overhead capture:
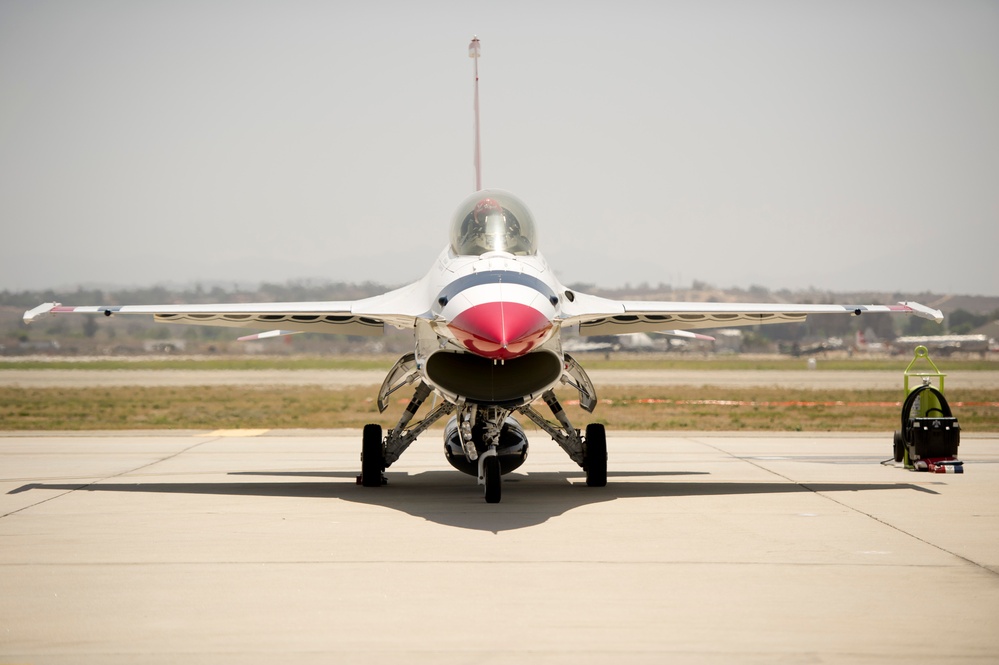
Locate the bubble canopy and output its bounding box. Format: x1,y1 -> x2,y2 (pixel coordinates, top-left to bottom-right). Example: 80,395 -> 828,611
449,189 -> 538,256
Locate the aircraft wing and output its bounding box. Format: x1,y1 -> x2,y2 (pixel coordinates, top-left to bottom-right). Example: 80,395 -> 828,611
23,281 -> 431,337
559,291 -> 943,336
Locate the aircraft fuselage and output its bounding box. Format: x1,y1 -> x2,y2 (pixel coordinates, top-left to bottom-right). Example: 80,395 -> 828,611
410,247 -> 568,410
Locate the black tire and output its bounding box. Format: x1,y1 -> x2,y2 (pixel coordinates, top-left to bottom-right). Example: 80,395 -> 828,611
584,423 -> 607,487
483,455 -> 501,503
893,430 -> 905,463
361,424 -> 384,487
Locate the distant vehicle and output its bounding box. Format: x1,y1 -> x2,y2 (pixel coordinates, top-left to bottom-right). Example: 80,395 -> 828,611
563,331 -> 708,354
22,38 -> 943,502
853,330 -> 889,354
142,340 -> 187,354
894,334 -> 991,356
781,337 -> 845,356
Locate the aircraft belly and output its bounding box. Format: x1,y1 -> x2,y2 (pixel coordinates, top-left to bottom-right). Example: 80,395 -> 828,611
443,415 -> 528,476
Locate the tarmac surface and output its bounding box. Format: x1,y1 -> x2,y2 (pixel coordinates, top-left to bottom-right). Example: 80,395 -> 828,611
2,429 -> 998,664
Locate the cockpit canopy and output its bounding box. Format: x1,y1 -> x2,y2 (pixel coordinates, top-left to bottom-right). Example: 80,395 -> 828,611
449,189 -> 538,256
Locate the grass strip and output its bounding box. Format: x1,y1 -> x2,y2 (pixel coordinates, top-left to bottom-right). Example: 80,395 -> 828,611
2,355 -> 996,372
3,385 -> 997,432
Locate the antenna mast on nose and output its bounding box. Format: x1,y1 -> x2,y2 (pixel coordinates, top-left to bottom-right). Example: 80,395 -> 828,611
469,36 -> 482,191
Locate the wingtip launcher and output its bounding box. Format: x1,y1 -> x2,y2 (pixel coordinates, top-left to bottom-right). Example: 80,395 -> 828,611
23,302 -> 60,325
901,302 -> 944,324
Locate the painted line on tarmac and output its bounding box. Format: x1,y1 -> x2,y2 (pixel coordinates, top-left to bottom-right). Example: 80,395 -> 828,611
204,429 -> 271,437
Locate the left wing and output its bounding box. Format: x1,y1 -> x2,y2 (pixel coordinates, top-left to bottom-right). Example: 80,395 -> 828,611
559,290 -> 943,336
23,280 -> 432,337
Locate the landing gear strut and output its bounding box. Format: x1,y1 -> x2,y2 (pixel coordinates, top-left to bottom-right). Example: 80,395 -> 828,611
518,389 -> 607,486
465,406 -> 510,504
360,369 -> 454,488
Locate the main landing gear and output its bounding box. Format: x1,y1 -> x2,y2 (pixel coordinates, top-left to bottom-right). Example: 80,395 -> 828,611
359,424 -> 385,487
357,354 -> 455,488
583,423 -> 607,487
518,390 -> 607,488
356,384 -> 455,488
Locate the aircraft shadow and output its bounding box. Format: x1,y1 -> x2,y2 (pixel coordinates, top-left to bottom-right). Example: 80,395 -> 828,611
9,470 -> 935,532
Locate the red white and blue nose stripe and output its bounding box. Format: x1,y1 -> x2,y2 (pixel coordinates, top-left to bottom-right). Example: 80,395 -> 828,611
438,271 -> 557,360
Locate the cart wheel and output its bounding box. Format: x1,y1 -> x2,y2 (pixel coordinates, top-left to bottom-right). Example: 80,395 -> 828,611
893,430 -> 904,463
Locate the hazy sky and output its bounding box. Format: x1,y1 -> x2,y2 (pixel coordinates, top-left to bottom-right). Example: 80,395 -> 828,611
2,0 -> 997,296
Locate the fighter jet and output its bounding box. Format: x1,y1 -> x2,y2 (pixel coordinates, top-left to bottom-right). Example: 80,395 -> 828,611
24,38 -> 943,502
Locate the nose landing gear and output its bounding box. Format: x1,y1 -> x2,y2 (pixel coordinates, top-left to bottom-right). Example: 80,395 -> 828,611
480,450 -> 501,503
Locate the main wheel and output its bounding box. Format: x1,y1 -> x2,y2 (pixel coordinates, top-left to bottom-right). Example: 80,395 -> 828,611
483,455 -> 502,503
361,424 -> 384,487
584,423 -> 607,487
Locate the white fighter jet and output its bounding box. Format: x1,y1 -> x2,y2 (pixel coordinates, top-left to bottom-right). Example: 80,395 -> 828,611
24,38 -> 943,502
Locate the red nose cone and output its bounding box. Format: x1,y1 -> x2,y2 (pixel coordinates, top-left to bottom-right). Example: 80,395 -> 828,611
448,301 -> 552,360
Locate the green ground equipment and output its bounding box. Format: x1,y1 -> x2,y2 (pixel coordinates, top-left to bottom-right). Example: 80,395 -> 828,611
892,346 -> 962,473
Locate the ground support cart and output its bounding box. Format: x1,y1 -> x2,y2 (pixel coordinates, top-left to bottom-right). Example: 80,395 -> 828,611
892,346 -> 963,473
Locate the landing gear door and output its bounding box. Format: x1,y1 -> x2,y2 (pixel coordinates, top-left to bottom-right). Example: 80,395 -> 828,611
562,353 -> 598,413
377,353 -> 419,413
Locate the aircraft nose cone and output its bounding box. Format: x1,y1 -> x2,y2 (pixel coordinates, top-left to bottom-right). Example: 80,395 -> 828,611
448,301 -> 552,360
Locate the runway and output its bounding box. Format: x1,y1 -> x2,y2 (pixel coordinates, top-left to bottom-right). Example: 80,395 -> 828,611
5,367 -> 999,389
2,430 -> 998,663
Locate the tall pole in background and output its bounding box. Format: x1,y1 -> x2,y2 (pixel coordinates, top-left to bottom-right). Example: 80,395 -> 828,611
469,36 -> 482,191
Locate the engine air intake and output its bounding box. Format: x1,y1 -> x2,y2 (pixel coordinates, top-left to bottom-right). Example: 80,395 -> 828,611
426,350 -> 561,405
